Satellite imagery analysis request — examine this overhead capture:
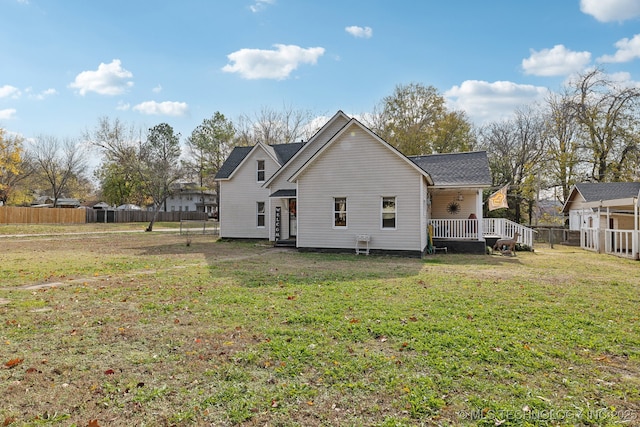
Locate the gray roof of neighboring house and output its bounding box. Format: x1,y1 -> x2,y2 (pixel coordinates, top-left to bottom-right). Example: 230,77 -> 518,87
409,151 -> 492,186
214,143 -> 304,180
574,182 -> 640,202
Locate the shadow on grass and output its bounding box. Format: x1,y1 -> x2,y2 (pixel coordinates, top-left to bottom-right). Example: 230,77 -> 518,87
134,237 -> 527,288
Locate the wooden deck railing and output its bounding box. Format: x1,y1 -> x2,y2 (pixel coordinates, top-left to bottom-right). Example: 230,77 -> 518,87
428,218 -> 535,248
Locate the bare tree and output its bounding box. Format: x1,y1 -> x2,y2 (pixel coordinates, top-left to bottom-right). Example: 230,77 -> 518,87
234,104 -> 316,146
568,68 -> 640,182
30,136 -> 87,206
544,92 -> 586,204
479,106 -> 547,224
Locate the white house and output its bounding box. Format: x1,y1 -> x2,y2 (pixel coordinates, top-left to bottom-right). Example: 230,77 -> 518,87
562,182 -> 640,259
215,111 -> 530,256
163,182 -> 218,218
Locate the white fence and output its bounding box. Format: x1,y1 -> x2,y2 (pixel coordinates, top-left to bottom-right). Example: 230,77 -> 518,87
428,218 -> 534,248
581,227 -> 638,259
606,229 -> 635,258
580,227 -> 599,252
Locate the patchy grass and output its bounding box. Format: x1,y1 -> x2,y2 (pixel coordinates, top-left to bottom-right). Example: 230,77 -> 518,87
0,230 -> 639,426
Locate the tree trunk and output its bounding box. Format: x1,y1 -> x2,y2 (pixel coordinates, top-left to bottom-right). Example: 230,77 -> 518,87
145,205 -> 160,232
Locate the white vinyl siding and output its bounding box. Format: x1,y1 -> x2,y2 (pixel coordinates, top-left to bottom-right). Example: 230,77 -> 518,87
218,148 -> 279,239
266,114 -> 350,241
296,124 -> 424,252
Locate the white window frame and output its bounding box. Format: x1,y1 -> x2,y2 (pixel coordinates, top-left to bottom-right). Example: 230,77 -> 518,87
257,160 -> 265,182
257,201 -> 266,227
333,197 -> 347,228
381,196 -> 397,229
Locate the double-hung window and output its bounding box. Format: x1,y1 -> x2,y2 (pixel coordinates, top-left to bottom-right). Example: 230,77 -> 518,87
257,160 -> 265,182
382,197 -> 396,229
334,197 -> 347,227
257,202 -> 265,227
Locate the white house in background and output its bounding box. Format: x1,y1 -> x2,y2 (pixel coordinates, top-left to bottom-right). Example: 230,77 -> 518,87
215,111 -> 531,256
163,182 -> 218,218
562,182 -> 640,259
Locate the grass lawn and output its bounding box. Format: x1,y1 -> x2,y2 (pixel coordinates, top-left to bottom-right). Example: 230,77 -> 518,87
0,226 -> 639,426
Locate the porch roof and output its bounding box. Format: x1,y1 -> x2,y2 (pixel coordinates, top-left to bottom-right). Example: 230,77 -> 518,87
409,151 -> 491,187
270,189 -> 296,198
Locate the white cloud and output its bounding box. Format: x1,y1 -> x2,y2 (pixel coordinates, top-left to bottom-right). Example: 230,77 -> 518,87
0,85 -> 21,99
116,101 -> 130,111
152,84 -> 163,93
132,101 -> 188,116
598,34 -> 640,63
222,44 -> 325,80
69,59 -> 134,96
522,45 -> 591,76
445,80 -> 549,124
0,108 -> 17,120
580,0 -> 640,22
249,0 -> 274,13
345,25 -> 373,39
25,87 -> 57,100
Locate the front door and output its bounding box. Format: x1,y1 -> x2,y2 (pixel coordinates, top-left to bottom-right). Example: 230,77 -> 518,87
289,199 -> 297,237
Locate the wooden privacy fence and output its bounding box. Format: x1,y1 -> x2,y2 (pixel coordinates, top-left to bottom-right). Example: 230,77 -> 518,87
0,206 -> 209,224
86,209 -> 208,223
0,206 -> 86,224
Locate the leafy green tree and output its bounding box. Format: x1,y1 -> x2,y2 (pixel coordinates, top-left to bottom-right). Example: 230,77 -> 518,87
0,129 -> 33,205
85,117 -> 146,206
141,123 -> 183,231
367,83 -> 474,155
94,159 -> 145,207
185,112 -> 235,215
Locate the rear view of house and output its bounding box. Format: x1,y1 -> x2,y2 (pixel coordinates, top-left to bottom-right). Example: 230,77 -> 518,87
215,111 -> 519,255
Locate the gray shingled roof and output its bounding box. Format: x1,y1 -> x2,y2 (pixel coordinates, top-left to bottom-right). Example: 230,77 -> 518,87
214,143 -> 304,180
273,142 -> 303,164
575,182 -> 640,202
409,151 -> 492,186
214,146 -> 252,179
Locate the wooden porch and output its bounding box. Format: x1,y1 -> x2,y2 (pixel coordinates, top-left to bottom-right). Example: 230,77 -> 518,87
428,218 -> 535,248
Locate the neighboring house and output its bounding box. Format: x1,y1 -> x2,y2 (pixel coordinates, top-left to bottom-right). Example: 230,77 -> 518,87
163,182 -> 218,218
31,196 -> 81,208
562,182 -> 640,259
215,111 -> 532,256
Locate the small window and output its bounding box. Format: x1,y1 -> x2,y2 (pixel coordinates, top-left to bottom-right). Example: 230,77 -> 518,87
257,202 -> 265,227
382,197 -> 396,229
257,160 -> 265,182
334,197 -> 347,227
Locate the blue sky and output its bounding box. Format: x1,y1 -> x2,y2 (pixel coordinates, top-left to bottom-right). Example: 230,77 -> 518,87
2,0 -> 640,146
